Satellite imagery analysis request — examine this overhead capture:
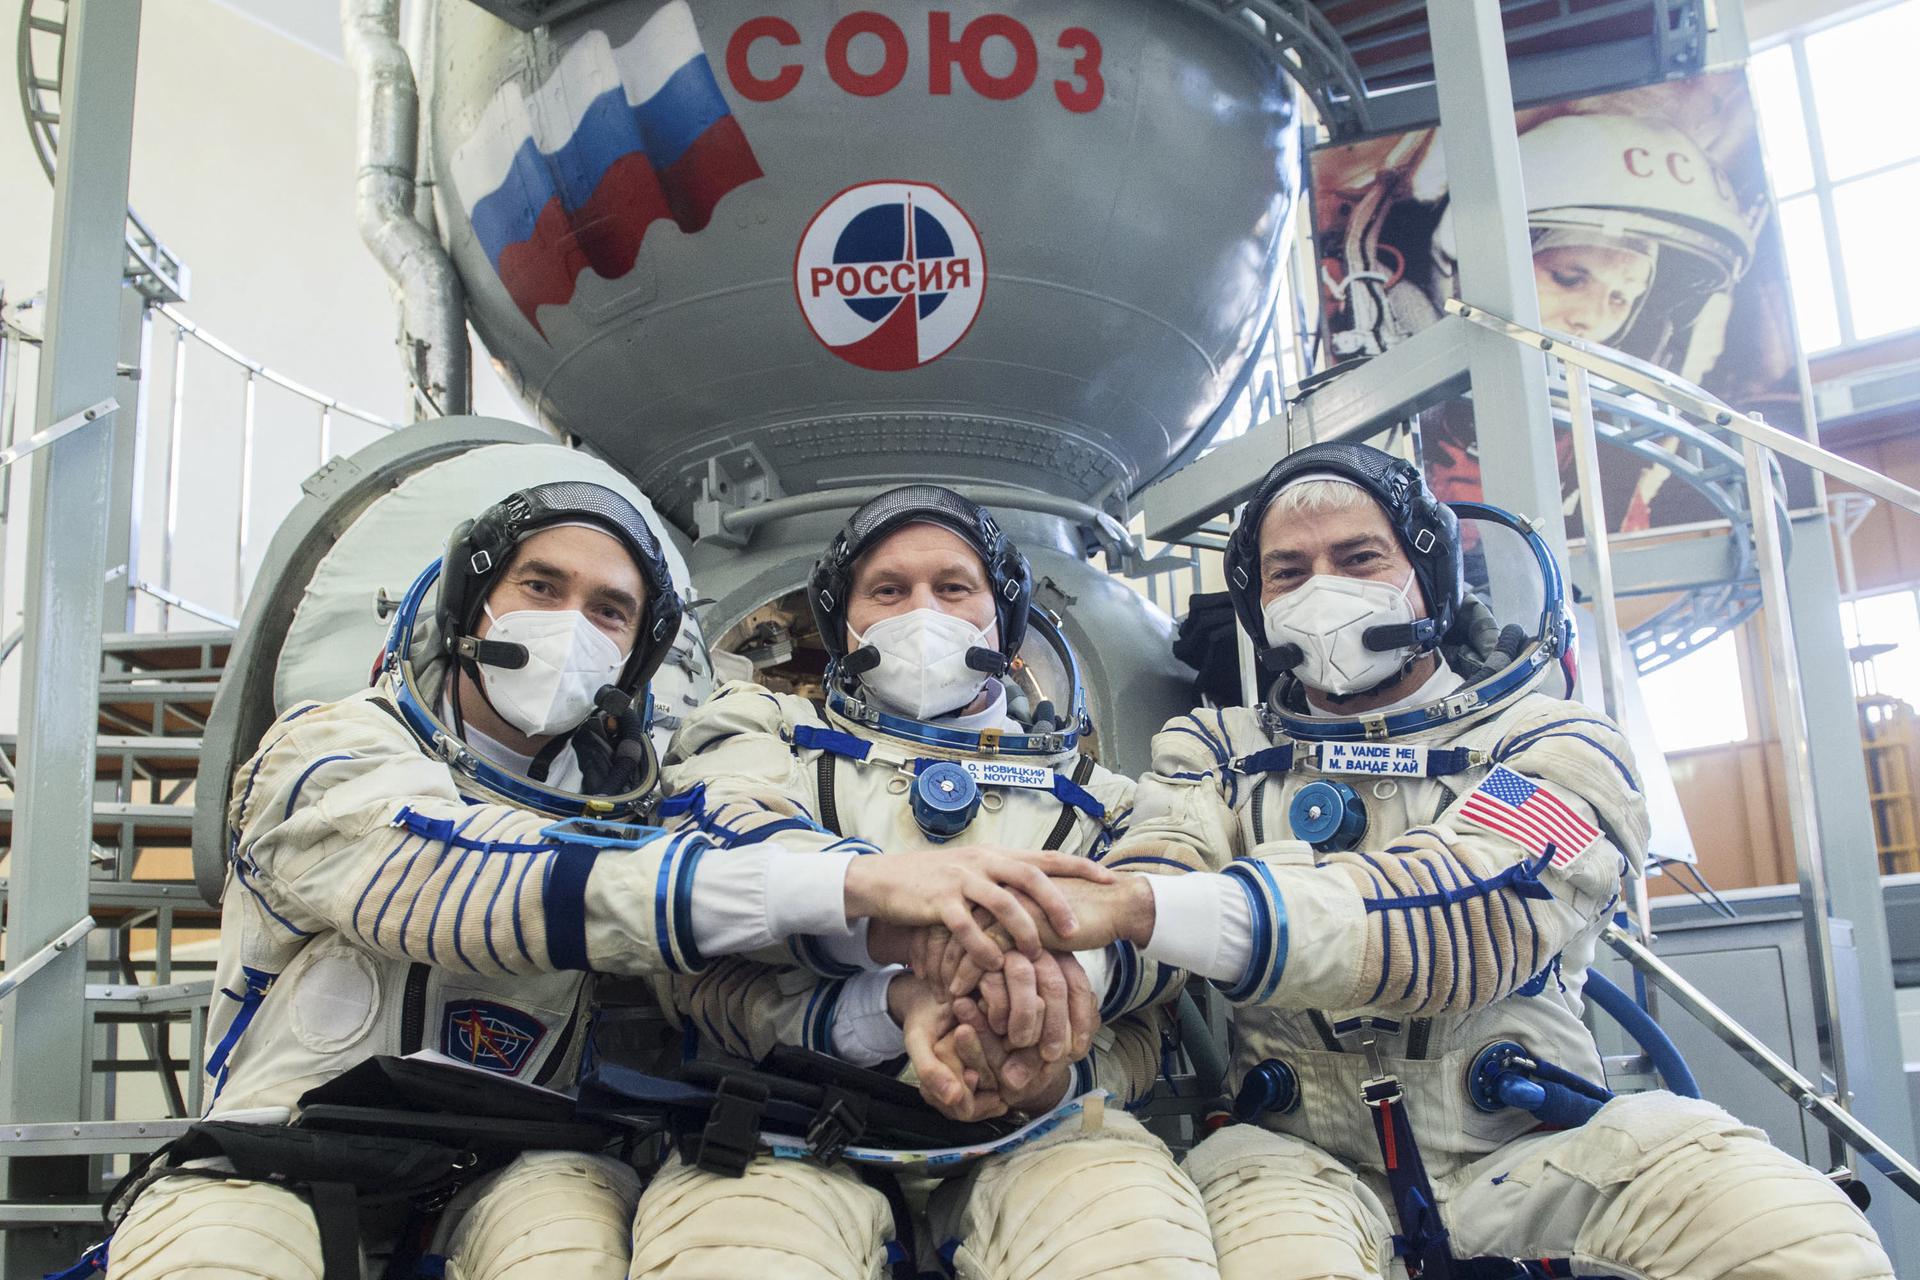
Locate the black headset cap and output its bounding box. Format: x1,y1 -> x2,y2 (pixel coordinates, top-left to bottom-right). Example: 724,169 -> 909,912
808,485 -> 1031,664
437,481 -> 685,696
1223,442 -> 1463,658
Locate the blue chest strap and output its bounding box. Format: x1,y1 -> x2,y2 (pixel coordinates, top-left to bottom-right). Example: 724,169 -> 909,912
791,724 -> 1105,821
206,965 -> 278,1095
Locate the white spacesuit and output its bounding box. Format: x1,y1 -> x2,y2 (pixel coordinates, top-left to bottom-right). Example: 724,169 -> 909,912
633,485 -> 1220,1280
104,483 -> 1093,1280
1111,444 -> 1891,1280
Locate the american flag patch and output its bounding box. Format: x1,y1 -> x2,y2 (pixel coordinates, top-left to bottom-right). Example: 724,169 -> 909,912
1458,766 -> 1599,867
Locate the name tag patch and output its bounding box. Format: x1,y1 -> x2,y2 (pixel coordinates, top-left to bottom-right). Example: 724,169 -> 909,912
1321,742 -> 1428,777
958,759 -> 1055,791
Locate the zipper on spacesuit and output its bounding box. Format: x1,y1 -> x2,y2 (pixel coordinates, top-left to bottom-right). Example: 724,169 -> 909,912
400,962 -> 430,1054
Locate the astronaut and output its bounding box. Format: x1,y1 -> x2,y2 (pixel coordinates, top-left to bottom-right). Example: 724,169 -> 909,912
633,484 -> 1220,1280
105,481 -> 1104,1280
1326,111 -> 1756,377
1019,443 -> 1891,1280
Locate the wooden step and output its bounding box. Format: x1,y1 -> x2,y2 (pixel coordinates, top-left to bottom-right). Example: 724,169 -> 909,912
100,629 -> 233,680
92,683 -> 215,737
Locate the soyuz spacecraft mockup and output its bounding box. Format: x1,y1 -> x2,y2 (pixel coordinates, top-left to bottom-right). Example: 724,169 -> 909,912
196,0 -> 1301,891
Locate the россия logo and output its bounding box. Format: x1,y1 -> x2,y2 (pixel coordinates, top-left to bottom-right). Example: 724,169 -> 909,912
795,181 -> 986,371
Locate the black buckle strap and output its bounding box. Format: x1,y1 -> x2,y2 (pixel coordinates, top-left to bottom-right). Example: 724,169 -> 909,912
805,1088 -> 868,1163
694,1076 -> 769,1178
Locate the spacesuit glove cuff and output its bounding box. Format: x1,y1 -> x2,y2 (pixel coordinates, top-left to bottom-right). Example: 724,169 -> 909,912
830,966 -> 908,1066
765,848 -> 859,940
1141,872 -> 1253,984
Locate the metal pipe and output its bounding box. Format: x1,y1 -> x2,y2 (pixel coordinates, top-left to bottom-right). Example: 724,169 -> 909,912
341,0 -> 468,419
318,404 -> 332,467
720,484 -> 1131,545
0,916 -> 96,1003
1565,364 -> 1657,975
1744,434 -> 1851,1173
236,372 -> 255,612
160,325 -> 185,628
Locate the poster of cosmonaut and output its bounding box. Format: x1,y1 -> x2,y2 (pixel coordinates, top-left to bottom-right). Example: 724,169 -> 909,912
1311,69 -> 1814,534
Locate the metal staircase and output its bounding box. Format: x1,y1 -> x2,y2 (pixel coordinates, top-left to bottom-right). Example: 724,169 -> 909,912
0,630 -> 228,1237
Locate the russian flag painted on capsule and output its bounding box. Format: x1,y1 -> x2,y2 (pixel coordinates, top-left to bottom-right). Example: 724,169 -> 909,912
451,2 -> 763,335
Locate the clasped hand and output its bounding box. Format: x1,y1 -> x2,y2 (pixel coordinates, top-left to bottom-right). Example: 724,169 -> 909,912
848,857 -> 1154,1123
879,881 -> 1152,1121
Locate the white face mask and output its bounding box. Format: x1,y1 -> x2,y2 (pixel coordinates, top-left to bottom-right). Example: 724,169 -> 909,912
849,607 -> 993,720
475,604 -> 627,738
1262,570 -> 1419,697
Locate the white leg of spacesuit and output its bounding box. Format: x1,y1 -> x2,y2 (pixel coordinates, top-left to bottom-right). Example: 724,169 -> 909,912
1443,1092 -> 1892,1280
929,1107 -> 1220,1280
436,1150 -> 642,1280
627,1151 -> 893,1280
107,1174 -> 333,1280
1181,1124 -> 1395,1280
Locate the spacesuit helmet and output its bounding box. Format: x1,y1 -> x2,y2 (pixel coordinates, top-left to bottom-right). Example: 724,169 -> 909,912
376,482 -> 683,819
809,486 -> 1090,753
809,485 -> 1032,678
1226,441 -> 1464,671
1226,442 -> 1572,738
1426,114 -> 1756,360
1518,114 -> 1756,357
438,481 -> 685,701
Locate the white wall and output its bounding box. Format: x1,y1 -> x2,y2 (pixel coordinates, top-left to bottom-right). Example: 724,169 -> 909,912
1744,0 -> 1895,41
0,0 -> 531,723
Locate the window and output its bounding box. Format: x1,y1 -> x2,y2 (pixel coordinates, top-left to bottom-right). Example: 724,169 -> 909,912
1750,1 -> 1920,352
1842,586 -> 1920,708
1639,632 -> 1751,752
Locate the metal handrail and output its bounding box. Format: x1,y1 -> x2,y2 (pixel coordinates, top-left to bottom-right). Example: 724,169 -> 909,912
0,394 -> 112,470
0,915 -> 94,1002
154,303 -> 399,431
18,0 -> 186,302
1607,924 -> 1920,1202
144,304 -> 401,623
1446,299 -> 1920,518
1453,295 -> 1920,1200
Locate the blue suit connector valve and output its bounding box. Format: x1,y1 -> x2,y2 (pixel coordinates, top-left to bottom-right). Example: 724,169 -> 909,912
1289,779 -> 1367,852
912,761 -> 981,841
1232,1058 -> 1301,1122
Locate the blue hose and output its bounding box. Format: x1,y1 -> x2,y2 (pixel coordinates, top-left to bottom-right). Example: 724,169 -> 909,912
1496,1074 -> 1608,1128
1584,968 -> 1701,1099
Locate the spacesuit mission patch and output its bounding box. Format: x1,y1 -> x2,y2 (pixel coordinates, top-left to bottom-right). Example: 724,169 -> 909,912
443,1001 -> 548,1076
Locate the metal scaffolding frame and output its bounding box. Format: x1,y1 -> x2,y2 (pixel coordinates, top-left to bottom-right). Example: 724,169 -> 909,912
0,4 -> 142,1275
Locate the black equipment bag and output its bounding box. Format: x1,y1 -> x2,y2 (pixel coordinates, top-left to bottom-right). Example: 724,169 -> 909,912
106,1057 -> 631,1280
